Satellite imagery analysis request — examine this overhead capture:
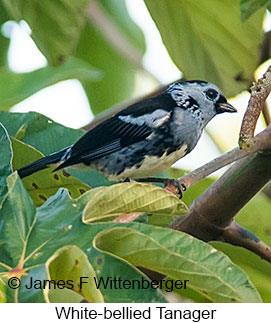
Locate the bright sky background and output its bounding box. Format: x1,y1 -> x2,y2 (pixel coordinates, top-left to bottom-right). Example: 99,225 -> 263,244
2,0 -> 268,172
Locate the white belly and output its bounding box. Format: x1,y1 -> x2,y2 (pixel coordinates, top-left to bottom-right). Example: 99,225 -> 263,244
110,144 -> 188,181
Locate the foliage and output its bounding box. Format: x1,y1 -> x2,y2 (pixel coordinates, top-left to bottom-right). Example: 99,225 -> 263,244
0,0 -> 271,303
144,0 -> 264,97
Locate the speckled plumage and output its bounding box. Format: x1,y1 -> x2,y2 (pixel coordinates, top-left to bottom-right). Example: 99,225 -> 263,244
18,80 -> 236,180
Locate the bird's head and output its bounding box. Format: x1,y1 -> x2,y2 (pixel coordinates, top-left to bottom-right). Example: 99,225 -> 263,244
168,80 -> 237,125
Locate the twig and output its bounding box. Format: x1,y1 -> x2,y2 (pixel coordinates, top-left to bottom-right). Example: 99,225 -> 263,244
239,65 -> 271,150
222,221 -> 271,263
178,148 -> 247,189
86,0 -> 160,85
86,0 -> 143,69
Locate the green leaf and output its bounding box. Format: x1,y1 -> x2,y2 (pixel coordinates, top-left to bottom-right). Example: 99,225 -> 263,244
94,225 -> 262,303
11,137 -> 90,206
0,57 -> 101,110
0,110 -> 113,188
75,0 -> 146,115
0,173 -> 36,267
144,0 -> 264,97
83,182 -> 188,223
0,123 -> 13,208
86,248 -> 166,303
0,176 -> 166,302
240,0 -> 271,21
0,110 -> 83,155
2,0 -> 90,66
46,245 -> 104,303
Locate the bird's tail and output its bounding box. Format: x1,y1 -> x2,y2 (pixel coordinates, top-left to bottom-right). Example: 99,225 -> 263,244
17,147 -> 69,179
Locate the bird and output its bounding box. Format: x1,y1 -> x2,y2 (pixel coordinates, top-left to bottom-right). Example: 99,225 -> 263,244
18,80 -> 237,195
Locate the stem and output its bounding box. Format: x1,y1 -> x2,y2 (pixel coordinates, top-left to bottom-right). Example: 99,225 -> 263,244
239,65 -> 271,150
222,221 -> 271,263
86,0 -> 160,84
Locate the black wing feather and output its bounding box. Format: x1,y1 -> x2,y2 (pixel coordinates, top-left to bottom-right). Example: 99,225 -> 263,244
56,116 -> 152,169
56,91 -> 176,170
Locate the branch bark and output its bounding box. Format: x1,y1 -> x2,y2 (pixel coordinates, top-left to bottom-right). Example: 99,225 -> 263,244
239,65 -> 271,150
223,221 -> 271,262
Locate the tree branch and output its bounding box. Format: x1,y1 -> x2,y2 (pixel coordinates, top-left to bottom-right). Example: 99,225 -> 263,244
86,0 -> 160,84
169,138 -> 271,261
169,150 -> 271,251
239,65 -> 271,150
86,0 -> 143,69
222,221 -> 271,263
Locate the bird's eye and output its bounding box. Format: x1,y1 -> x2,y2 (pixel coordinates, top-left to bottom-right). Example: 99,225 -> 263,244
206,89 -> 218,100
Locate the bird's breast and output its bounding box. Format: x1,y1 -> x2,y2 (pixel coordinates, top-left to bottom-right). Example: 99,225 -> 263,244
109,143 -> 188,181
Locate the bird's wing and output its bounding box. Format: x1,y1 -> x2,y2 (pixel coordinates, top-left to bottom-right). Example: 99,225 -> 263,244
56,94 -> 175,170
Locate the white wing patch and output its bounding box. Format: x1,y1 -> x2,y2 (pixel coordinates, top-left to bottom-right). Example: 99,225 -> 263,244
118,109 -> 170,128
61,147 -> 72,161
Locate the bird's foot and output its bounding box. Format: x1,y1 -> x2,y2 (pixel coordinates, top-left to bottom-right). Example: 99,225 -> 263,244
136,177 -> 186,199
164,178 -> 186,198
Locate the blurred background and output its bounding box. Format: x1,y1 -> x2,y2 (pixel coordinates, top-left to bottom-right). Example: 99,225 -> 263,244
0,0 -> 269,171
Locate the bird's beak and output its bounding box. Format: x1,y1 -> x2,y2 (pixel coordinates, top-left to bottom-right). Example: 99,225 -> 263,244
217,102 -> 237,114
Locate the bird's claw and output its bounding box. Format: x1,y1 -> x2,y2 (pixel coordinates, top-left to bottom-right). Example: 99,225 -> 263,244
164,179 -> 186,199
135,177 -> 186,199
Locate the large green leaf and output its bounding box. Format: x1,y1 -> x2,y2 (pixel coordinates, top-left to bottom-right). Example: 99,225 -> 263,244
144,0 -> 264,97
240,0 -> 271,20
46,245 -> 104,303
2,0 -> 90,66
2,0 -> 146,115
0,110 -> 83,155
0,57 -> 101,110
0,110 -> 113,188
11,137 -> 90,206
94,225 -> 262,303
0,173 -> 36,267
0,175 -> 166,303
75,0 -> 146,115
0,123 -> 13,208
83,182 -> 188,223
